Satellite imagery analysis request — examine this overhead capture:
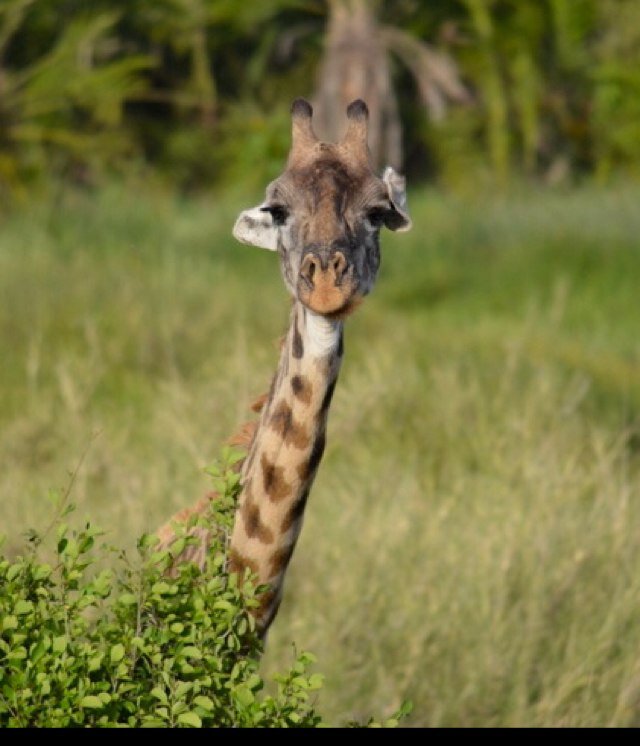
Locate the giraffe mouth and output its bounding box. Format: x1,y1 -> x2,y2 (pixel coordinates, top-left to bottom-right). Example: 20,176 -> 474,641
298,281 -> 360,316
297,253 -> 360,316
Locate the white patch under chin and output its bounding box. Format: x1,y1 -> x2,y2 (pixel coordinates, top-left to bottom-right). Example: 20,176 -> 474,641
305,311 -> 341,358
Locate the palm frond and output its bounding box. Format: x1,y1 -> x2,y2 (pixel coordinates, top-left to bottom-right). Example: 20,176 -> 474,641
381,25 -> 472,122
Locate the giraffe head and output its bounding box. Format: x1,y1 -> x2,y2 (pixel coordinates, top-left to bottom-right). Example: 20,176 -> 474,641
233,99 -> 411,317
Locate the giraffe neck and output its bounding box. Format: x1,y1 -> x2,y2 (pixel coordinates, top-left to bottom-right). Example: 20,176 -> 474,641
228,302 -> 343,633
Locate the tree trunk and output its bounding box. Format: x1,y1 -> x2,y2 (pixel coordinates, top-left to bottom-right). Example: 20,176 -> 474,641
313,0 -> 401,169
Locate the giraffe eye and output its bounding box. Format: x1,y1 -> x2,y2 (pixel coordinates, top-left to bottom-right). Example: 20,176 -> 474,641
262,205 -> 289,226
366,207 -> 387,228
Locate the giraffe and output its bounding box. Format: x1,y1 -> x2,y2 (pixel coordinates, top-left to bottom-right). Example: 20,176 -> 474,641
157,98 -> 411,637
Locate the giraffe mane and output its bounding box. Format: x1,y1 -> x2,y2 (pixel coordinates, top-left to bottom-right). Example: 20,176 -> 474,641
155,390 -> 268,556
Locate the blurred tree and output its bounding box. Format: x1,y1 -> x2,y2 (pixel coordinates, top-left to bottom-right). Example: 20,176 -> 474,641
454,0 -> 598,185
128,0 -> 313,189
313,0 -> 470,169
1,0 -> 640,195
591,0 -> 640,179
0,1 -> 151,199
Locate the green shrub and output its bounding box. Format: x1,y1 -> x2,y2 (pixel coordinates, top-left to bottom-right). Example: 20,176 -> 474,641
0,448 -> 407,727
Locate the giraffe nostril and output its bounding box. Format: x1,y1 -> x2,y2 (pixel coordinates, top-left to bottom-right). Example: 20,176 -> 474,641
299,254 -> 318,288
300,250 -> 349,291
331,252 -> 348,283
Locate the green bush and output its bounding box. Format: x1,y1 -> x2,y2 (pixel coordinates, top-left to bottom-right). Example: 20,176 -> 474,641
0,448 -> 407,728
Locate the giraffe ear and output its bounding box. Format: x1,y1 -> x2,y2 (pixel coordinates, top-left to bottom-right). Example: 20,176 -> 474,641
382,166 -> 412,232
232,205 -> 278,251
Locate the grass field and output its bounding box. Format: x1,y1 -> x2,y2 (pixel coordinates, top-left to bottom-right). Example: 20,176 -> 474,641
1,180 -> 639,726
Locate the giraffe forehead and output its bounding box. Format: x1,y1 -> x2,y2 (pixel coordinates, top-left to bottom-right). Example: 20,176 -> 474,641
271,155 -> 385,212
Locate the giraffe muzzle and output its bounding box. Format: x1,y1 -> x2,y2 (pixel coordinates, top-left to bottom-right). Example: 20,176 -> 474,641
297,249 -> 358,315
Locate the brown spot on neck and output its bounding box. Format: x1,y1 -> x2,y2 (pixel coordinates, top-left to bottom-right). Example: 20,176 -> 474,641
281,487 -> 310,533
320,378 -> 337,414
256,589 -> 281,633
268,543 -> 296,577
291,374 -> 313,404
298,429 -> 326,482
241,498 -> 274,544
228,548 -> 259,577
270,400 -> 311,449
260,454 -> 292,503
292,314 -> 304,359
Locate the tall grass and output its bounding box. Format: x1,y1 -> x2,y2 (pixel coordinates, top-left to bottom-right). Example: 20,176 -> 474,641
1,181 -> 639,725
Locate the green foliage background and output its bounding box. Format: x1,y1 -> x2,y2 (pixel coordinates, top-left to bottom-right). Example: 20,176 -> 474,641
2,0 -> 640,198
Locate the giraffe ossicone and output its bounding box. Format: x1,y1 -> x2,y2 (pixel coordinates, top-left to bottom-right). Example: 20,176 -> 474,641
157,98 -> 412,637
